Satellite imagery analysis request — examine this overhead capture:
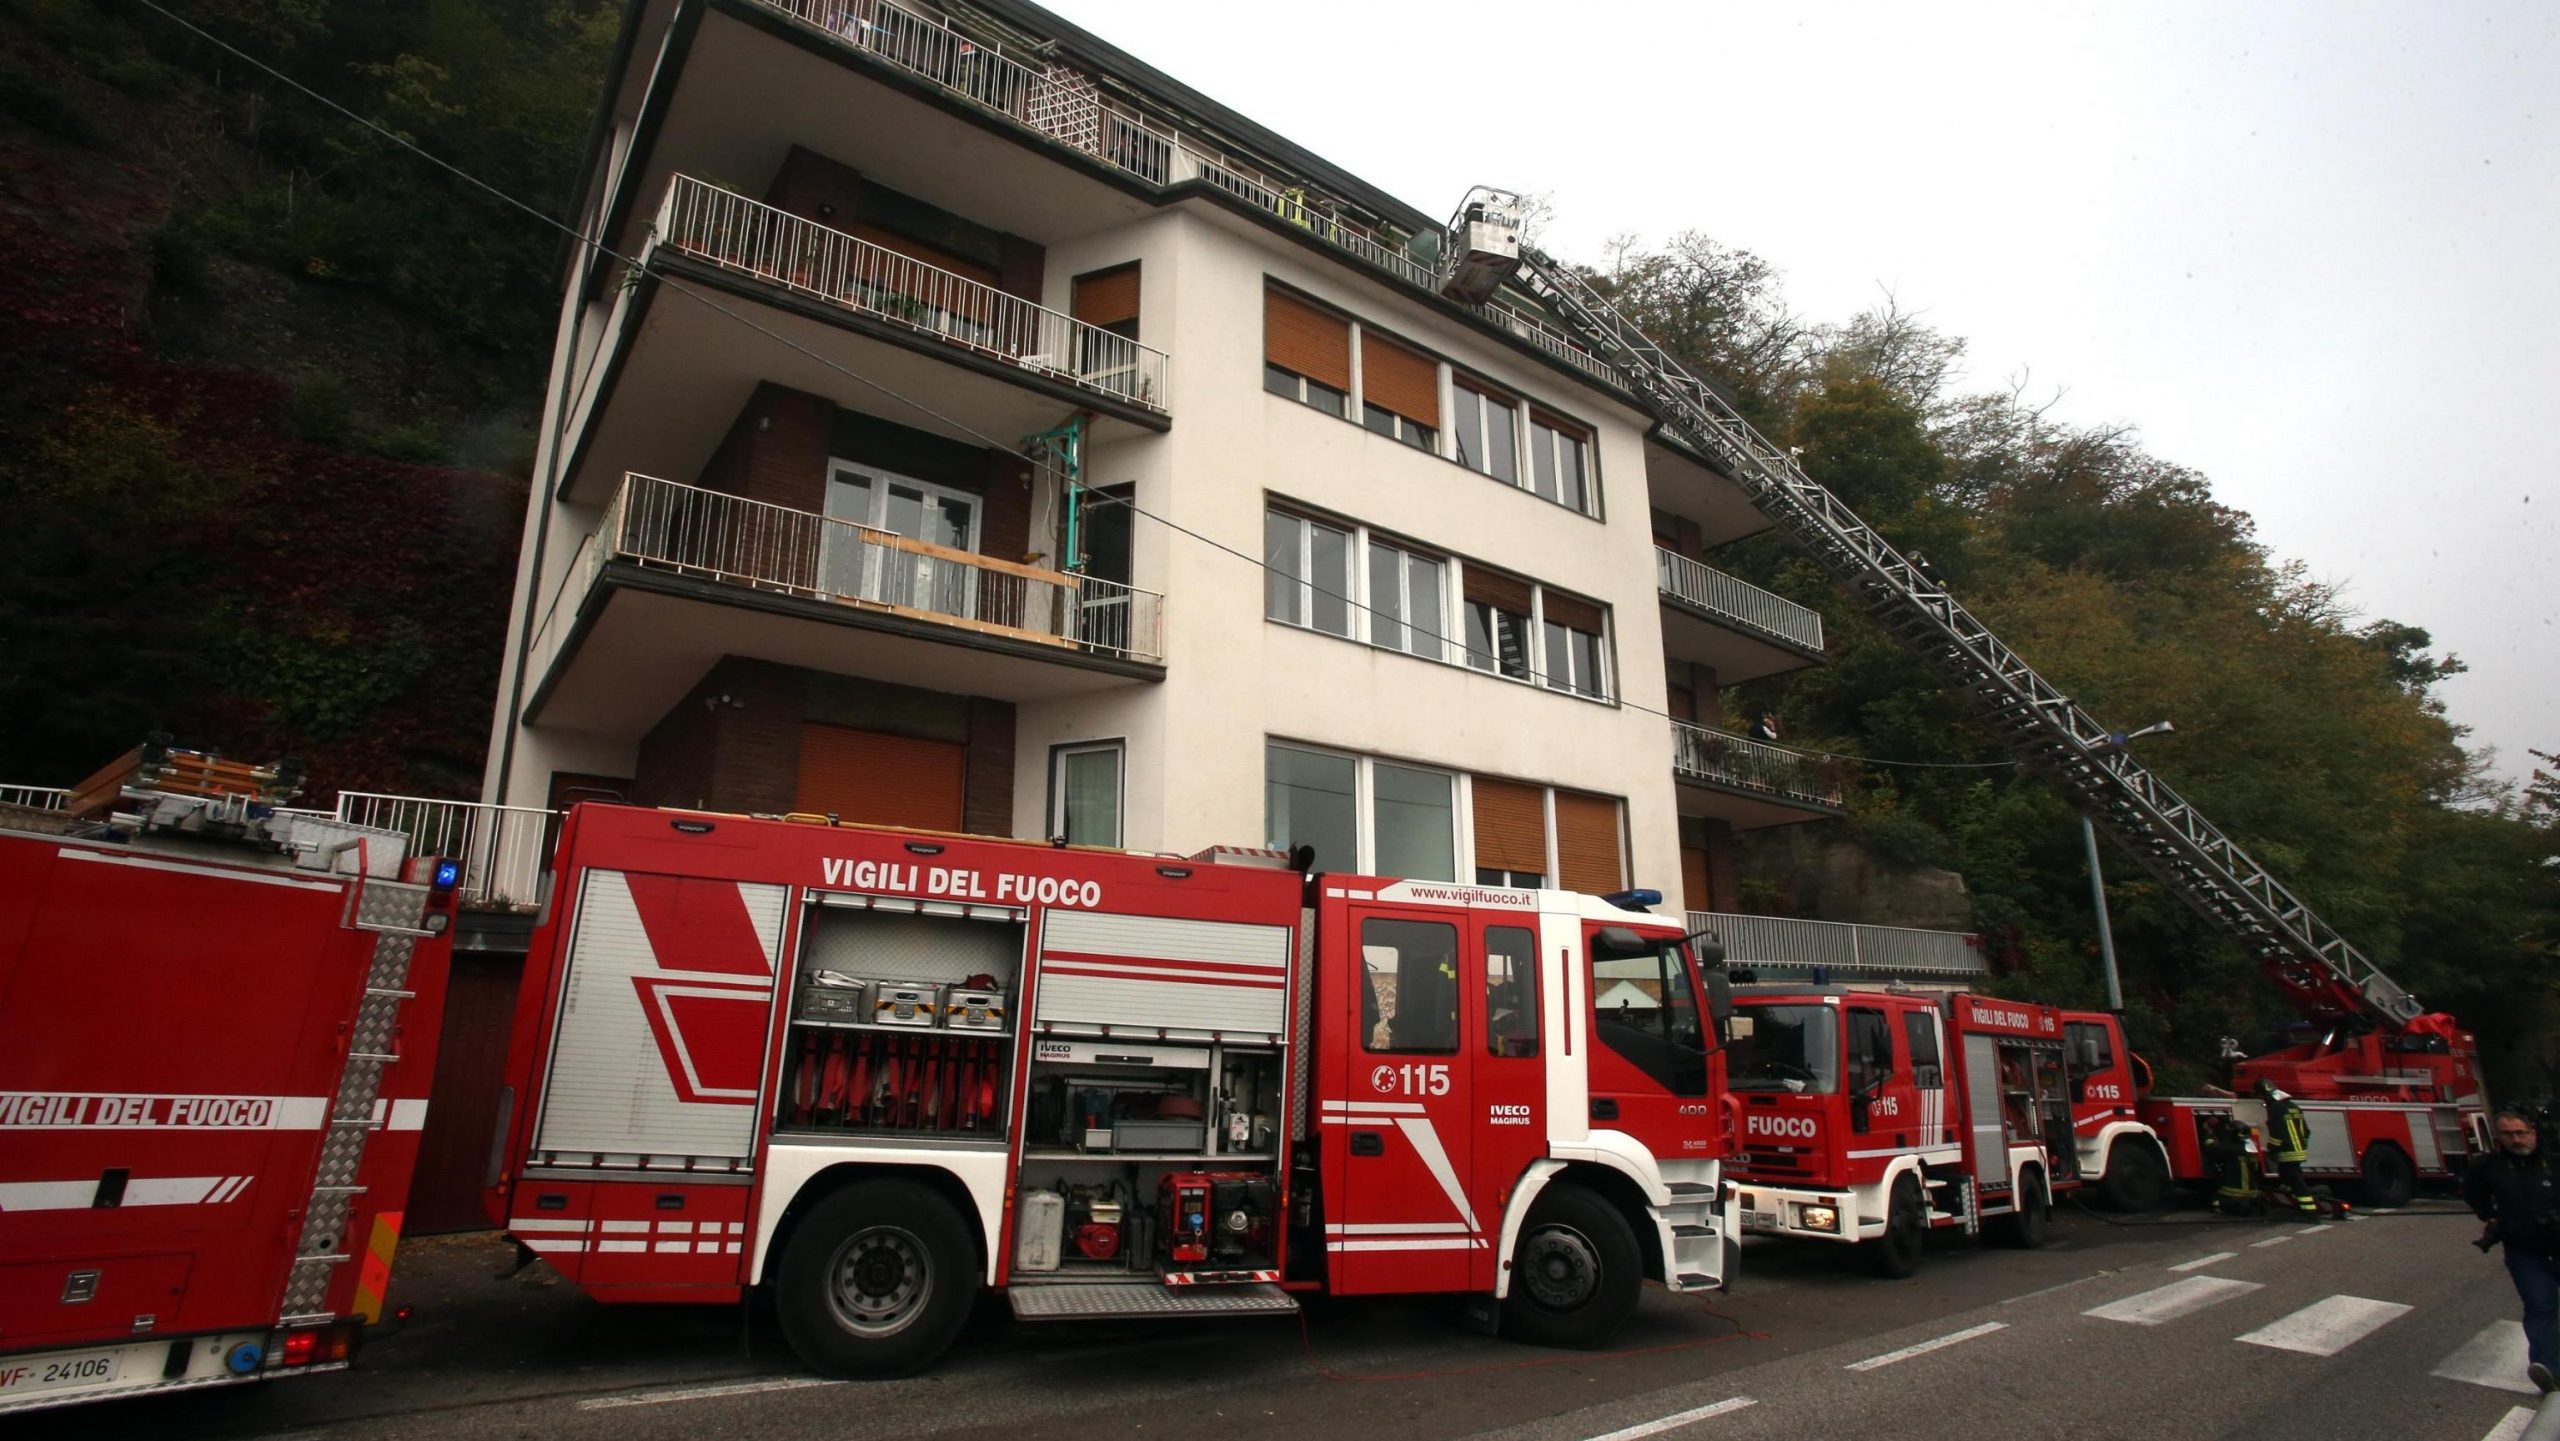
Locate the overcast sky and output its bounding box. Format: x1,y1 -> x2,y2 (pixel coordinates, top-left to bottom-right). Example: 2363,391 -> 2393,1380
1048,0 -> 2557,790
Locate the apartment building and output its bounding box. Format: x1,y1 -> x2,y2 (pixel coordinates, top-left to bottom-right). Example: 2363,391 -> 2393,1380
480,0 -> 1845,915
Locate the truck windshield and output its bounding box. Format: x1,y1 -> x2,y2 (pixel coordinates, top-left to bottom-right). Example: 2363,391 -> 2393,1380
1726,1004 -> 1841,1093
1587,933 -> 1709,1096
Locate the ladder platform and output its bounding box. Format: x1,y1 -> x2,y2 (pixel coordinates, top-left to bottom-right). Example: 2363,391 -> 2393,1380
1007,1281 -> 1297,1322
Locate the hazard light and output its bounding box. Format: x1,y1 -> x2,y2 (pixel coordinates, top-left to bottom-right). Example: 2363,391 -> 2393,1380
432,858 -> 461,890
1601,889 -> 1663,910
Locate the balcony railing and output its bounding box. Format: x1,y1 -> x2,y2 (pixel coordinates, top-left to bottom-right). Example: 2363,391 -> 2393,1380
652,175 -> 1171,412
335,792 -> 556,913
0,785 -> 70,811
1655,549 -> 1825,652
1671,722 -> 1845,809
1687,911 -> 1987,979
552,472 -> 1164,664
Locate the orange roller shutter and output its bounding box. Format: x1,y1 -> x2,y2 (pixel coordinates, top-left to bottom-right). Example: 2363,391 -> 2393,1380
1539,589 -> 1606,635
1361,331 -> 1439,427
1073,265 -> 1141,327
1265,289 -> 1352,391
1463,566 -> 1535,616
1554,790 -> 1625,897
796,724 -> 967,832
1472,778 -> 1548,877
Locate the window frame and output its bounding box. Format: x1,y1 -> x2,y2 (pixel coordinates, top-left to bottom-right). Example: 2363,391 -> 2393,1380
1264,740 -> 1460,881
1365,536 -> 1449,661
1540,615 -> 1609,699
1450,379 -> 1522,485
1265,508 -> 1356,638
1527,411 -> 1598,516
1048,739 -> 1126,848
1485,924 -> 1540,1058
1266,361 -> 1348,417
1361,916 -> 1462,1056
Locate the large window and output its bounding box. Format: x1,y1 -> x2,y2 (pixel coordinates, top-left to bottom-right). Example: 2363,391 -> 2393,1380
1539,591 -> 1609,699
1367,539 -> 1447,659
1464,569 -> 1535,682
1362,917 -> 1459,1054
1589,933 -> 1708,1095
1266,743 -> 1457,881
1528,413 -> 1594,514
1727,1003 -> 1842,1093
1051,741 -> 1123,847
1450,382 -> 1519,484
1266,510 -> 1353,637
1486,925 -> 1539,1058
1265,288 -> 1351,418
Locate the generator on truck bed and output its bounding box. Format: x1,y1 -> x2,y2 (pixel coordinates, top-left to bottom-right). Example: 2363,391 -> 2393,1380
0,743 -> 460,1416
486,803 -> 1739,1376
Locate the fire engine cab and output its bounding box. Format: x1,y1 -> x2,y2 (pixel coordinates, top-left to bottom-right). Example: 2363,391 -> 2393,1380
487,804 -> 1737,1376
0,744 -> 458,1416
1722,986 -> 2158,1276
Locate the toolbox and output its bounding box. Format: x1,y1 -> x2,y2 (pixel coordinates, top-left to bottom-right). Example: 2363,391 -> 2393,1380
873,980 -> 944,1028
795,971 -> 869,1021
945,985 -> 1006,1032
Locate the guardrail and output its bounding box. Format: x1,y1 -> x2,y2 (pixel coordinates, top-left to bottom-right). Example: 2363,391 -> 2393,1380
653,175 -> 1171,412
1656,549 -> 1825,652
1671,722 -> 1844,808
0,785 -> 70,811
334,792 -> 555,913
1688,910 -> 1987,978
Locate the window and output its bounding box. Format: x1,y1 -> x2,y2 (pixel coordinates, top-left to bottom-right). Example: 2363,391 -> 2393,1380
2067,1019 -> 2115,1075
1265,288 -> 1351,418
1486,925 -> 1539,1058
823,463 -> 979,616
1360,329 -> 1440,451
1846,1008 -> 1895,1095
1072,264 -> 1142,394
1589,931 -> 1707,1095
1450,382 -> 1519,483
1529,413 -> 1594,514
1265,743 -> 1457,881
1903,1011 -> 1944,1090
1538,591 -> 1609,699
1362,917 -> 1459,1054
1265,510 -> 1353,637
1051,742 -> 1123,847
1463,568 -> 1534,681
1366,539 -> 1446,659
1727,1003 -> 1842,1093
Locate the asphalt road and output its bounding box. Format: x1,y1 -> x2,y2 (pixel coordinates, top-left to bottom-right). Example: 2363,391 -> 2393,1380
19,1201 -> 2544,1441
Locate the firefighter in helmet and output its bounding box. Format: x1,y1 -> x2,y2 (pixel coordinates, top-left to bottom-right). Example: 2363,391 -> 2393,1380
2257,1079 -> 2319,1217
2202,1112 -> 2259,1215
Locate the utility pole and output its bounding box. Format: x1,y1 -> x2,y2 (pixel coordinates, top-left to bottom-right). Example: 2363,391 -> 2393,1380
2082,720 -> 2174,1016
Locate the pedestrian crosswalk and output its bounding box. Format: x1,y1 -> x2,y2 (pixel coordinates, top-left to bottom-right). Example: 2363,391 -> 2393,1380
2432,1321 -> 2541,1397
2080,1273 -> 2538,1397
2233,1295 -> 2411,1356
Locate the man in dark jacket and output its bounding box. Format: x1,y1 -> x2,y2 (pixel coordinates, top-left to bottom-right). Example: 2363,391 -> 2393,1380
2467,1106 -> 2560,1392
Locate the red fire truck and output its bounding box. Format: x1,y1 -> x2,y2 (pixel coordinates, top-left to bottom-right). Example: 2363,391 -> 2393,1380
486,804 -> 1737,1376
0,747 -> 459,1416
1721,986 -> 2158,1276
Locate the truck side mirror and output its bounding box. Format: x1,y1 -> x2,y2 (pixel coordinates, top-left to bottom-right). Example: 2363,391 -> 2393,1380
1705,970 -> 1733,1029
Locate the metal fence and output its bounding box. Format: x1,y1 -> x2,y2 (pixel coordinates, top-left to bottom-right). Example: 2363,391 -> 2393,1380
1688,911 -> 1987,979
1670,722 -> 1845,808
654,175 -> 1171,412
1655,548 -> 1825,652
0,785 -> 69,811
334,792 -> 556,912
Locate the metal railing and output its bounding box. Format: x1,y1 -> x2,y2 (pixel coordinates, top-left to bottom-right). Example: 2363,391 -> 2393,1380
1687,911 -> 1987,978
334,792 -> 556,912
1655,548 -> 1826,652
1671,721 -> 1845,808
577,472 -> 1165,661
652,175 -> 1171,411
0,785 -> 69,811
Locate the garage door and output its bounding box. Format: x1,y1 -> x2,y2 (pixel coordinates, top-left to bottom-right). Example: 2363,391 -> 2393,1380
796,724 -> 966,831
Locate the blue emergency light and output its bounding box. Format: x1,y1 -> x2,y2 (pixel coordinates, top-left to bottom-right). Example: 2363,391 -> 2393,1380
1600,888 -> 1662,910
433,859 -> 461,890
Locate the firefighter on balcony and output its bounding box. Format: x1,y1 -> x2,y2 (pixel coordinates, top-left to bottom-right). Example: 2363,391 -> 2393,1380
2257,1079 -> 2319,1217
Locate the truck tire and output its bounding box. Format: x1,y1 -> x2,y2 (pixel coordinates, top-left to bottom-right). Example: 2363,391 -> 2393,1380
1994,1169 -> 2049,1248
2358,1142 -> 2417,1210
2100,1139 -> 2169,1213
1501,1184 -> 1642,1349
773,1179 -> 978,1378
1868,1174 -> 1926,1279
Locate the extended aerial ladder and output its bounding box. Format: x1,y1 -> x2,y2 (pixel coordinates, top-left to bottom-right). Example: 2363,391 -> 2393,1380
1431,189 -> 2424,1038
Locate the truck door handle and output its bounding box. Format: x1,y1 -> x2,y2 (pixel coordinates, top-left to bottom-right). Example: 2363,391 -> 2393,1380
1350,1131 -> 1385,1156
1590,1099 -> 1620,1121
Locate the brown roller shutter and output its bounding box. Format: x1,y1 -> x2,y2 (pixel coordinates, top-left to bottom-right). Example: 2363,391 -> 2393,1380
1540,589 -> 1605,634
1361,331 -> 1440,427
1462,566 -> 1534,616
1073,264 -> 1141,328
1680,845 -> 1713,913
1554,790 -> 1625,897
1472,778 -> 1548,877
796,724 -> 966,832
1265,289 -> 1351,390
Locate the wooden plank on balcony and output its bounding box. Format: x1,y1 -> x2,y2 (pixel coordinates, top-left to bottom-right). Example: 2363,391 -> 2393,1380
871,530 -> 1082,585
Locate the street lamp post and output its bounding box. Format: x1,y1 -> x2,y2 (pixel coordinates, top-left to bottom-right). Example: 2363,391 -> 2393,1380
2083,720 -> 2175,1015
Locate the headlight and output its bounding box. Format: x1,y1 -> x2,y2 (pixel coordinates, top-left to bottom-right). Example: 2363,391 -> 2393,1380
1797,1203 -> 1840,1233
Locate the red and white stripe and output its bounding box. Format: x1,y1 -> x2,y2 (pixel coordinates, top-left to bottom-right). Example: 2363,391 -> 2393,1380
0,1174 -> 255,1211
508,1217 -> 747,1257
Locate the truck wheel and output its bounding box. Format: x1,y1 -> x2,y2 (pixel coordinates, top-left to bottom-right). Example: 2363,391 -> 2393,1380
1868,1175 -> 1926,1279
774,1179 -> 978,1378
2358,1143 -> 2417,1210
2100,1140 -> 2169,1213
1995,1170 -> 2049,1248
1501,1184 -> 1641,1349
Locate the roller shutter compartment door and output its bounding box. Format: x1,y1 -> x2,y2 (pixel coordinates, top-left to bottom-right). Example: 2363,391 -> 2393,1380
796,724 -> 967,832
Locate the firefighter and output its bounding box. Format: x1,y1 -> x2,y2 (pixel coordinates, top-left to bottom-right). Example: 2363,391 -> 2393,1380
2467,1106 -> 2560,1393
2202,1112 -> 2258,1215
2257,1080 -> 2319,1217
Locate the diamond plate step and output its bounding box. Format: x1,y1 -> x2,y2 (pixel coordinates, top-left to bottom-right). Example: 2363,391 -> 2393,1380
1007,1281 -> 1298,1322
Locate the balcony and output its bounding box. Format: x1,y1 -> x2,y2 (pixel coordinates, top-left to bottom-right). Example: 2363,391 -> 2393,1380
1671,721 -> 1845,828
1686,911 -> 1987,983
654,175 -> 1168,413
525,473 -> 1164,737
1655,548 -> 1825,683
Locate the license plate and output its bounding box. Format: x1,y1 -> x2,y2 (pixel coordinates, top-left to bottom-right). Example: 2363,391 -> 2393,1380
1743,1210 -> 1781,1230
0,1348 -> 122,1396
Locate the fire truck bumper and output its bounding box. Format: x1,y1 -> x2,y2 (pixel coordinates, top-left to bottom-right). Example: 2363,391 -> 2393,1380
0,1329 -> 295,1416
1729,1183 -> 1858,1243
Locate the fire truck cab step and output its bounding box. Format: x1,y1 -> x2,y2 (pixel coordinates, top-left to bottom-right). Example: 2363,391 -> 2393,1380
1006,1282 -> 1298,1322
1664,1182 -> 1714,1197
1671,1223 -> 1715,1238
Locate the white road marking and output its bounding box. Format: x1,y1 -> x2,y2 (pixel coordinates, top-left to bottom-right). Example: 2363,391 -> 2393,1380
2432,1321 -> 2540,1396
2084,1276 -> 2264,1325
1999,1273 -> 2108,1305
1583,1396 -> 1757,1440
2168,1252 -> 2237,1273
578,1377 -> 847,1410
2249,1232 -> 2297,1248
1845,1321 -> 2007,1371
2482,1406 -> 2534,1441
2235,1295 -> 2412,1356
